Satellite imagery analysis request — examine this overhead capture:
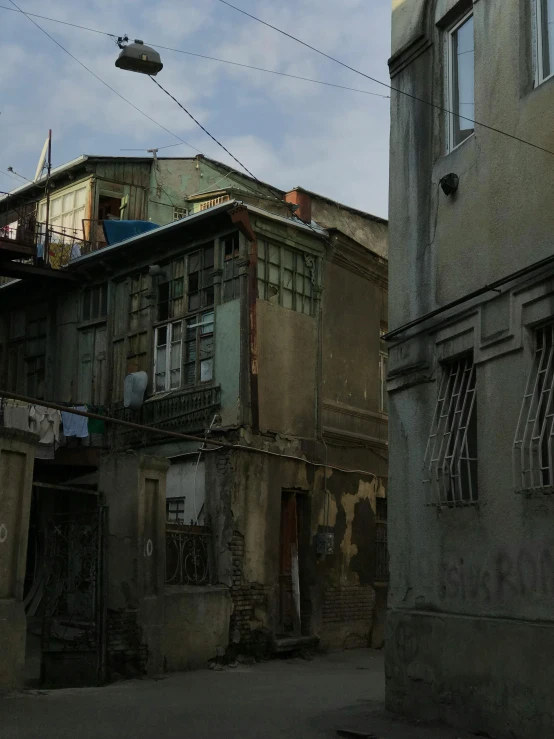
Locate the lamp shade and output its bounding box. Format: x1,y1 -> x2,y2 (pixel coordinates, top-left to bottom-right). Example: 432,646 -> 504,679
115,40 -> 163,76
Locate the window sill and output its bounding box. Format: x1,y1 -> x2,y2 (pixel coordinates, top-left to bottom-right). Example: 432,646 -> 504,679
445,131 -> 475,157
78,317 -> 107,329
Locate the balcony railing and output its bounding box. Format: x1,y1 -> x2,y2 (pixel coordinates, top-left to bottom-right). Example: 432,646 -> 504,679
110,385 -> 221,447
166,524 -> 213,586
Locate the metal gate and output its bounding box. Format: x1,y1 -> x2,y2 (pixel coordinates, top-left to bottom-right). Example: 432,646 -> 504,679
41,506 -> 107,685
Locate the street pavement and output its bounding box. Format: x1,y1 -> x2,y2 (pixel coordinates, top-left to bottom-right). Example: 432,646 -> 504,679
2,649 -> 474,739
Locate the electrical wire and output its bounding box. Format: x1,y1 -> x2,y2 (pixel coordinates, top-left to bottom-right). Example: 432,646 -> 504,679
6,0 -> 201,155
216,0 -> 554,158
0,5 -> 389,99
149,76 -> 286,204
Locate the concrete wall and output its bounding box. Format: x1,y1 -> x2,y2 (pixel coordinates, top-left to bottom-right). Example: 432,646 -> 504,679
206,444 -> 384,653
256,300 -> 318,437
388,0 -> 554,736
214,298 -> 241,428
0,429 -> 37,693
164,586 -> 231,671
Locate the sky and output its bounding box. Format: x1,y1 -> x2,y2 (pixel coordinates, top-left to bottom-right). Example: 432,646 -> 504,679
0,0 -> 392,218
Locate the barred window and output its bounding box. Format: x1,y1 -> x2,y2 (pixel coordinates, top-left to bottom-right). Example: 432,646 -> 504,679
424,354 -> 477,506
514,324 -> 554,492
257,241 -> 315,316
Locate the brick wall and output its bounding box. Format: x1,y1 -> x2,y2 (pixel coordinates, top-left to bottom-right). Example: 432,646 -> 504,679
107,608 -> 149,679
228,531 -> 270,654
322,585 -> 376,625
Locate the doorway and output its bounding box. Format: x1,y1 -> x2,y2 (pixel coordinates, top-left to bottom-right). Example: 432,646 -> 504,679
279,491 -> 309,636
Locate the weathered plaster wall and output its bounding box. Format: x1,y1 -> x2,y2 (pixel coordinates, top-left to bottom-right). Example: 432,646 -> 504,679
256,300 -> 318,437
164,586 -> 231,671
388,0 -> 554,734
311,199 -> 388,259
214,298 -> 241,428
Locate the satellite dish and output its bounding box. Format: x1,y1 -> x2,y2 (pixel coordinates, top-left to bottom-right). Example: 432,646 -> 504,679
115,40 -> 163,76
124,371 -> 148,410
34,131 -> 51,182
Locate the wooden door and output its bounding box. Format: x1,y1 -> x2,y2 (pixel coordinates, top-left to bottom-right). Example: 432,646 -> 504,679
279,492 -> 301,635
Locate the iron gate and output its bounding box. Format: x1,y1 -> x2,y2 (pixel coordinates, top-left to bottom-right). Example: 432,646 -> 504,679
41,506 -> 107,685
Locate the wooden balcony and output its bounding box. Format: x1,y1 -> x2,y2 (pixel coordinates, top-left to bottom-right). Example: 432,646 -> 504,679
109,385 -> 221,448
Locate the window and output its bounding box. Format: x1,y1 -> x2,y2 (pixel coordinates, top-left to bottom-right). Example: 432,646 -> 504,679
257,241 -> 315,316
38,183 -> 87,239
222,233 -> 241,302
424,354 -> 477,506
25,317 -> 47,400
536,0 -> 554,84
127,331 -> 148,375
173,207 -> 187,221
166,497 -> 186,523
447,11 -> 474,150
514,324 -> 554,492
187,245 -> 214,311
82,284 -> 108,322
154,321 -> 183,392
129,273 -> 150,330
158,261 -> 185,322
379,326 -> 388,415
184,311 -> 214,386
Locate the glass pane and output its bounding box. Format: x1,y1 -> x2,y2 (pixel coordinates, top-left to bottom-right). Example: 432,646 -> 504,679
174,259 -> 185,278
223,281 -> 234,302
82,290 -> 91,321
257,259 -> 266,279
282,289 -> 293,309
203,285 -> 215,307
542,0 -> 554,78
201,358 -> 213,382
91,286 -> 100,318
201,311 -> 214,334
283,269 -> 294,290
188,252 -> 200,274
283,249 -> 293,270
188,293 -> 200,311
183,363 -> 196,386
51,197 -> 62,217
170,342 -> 181,370
258,240 -> 266,259
73,206 -> 85,234
204,244 -> 214,267
138,332 -> 148,352
269,264 -> 280,285
200,336 -> 213,358
170,368 -> 181,389
155,370 -> 166,392
74,187 -> 86,208
452,15 -> 474,146
186,340 -> 197,363
172,321 -> 182,341
257,279 -> 266,299
172,277 -> 184,298
62,192 -> 74,213
157,326 -> 167,346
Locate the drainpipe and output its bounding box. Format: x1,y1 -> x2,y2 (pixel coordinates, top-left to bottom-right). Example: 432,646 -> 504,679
229,205 -> 259,433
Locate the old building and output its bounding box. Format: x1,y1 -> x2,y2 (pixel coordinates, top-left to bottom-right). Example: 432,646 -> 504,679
387,1 -> 554,738
0,156 -> 388,689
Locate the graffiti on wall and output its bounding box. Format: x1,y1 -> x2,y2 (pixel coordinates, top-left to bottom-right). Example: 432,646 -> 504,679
440,547 -> 554,603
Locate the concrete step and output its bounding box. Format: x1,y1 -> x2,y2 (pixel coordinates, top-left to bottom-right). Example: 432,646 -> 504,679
273,635 -> 319,653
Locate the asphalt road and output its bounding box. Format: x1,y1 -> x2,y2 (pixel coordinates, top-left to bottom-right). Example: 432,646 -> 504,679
1,650 -> 474,739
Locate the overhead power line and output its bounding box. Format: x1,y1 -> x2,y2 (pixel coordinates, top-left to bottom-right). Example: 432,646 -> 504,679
216,0 -> 554,158
149,76 -> 285,204
0,4 -> 389,99
5,0 -> 202,155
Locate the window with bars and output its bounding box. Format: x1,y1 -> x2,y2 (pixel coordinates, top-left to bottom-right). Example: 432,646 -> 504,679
166,497 -> 186,523
257,240 -> 315,316
514,324 -> 554,492
424,354 -> 478,506
25,317 -> 47,400
222,233 -> 241,302
82,284 -> 108,322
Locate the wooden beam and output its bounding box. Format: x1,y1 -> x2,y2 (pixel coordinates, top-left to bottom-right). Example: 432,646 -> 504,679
0,262 -> 78,282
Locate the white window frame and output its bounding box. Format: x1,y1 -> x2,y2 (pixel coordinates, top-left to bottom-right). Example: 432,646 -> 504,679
154,321 -> 183,393
446,9 -> 475,152
423,354 -> 478,507
535,0 -> 554,86
514,323 -> 554,493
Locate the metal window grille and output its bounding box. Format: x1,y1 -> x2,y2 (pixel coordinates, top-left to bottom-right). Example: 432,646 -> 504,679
424,354 -> 478,506
514,324 -> 554,492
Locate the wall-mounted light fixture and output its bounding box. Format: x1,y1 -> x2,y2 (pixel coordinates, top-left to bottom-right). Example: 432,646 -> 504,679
439,173 -> 459,196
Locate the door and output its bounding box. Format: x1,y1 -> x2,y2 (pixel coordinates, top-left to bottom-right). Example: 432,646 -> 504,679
279,491 -> 301,635
78,326 -> 108,405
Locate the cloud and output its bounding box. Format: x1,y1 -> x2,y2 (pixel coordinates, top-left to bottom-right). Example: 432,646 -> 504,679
0,0 -> 391,217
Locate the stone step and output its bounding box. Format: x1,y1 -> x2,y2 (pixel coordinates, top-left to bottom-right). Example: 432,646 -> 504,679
273,635 -> 319,653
